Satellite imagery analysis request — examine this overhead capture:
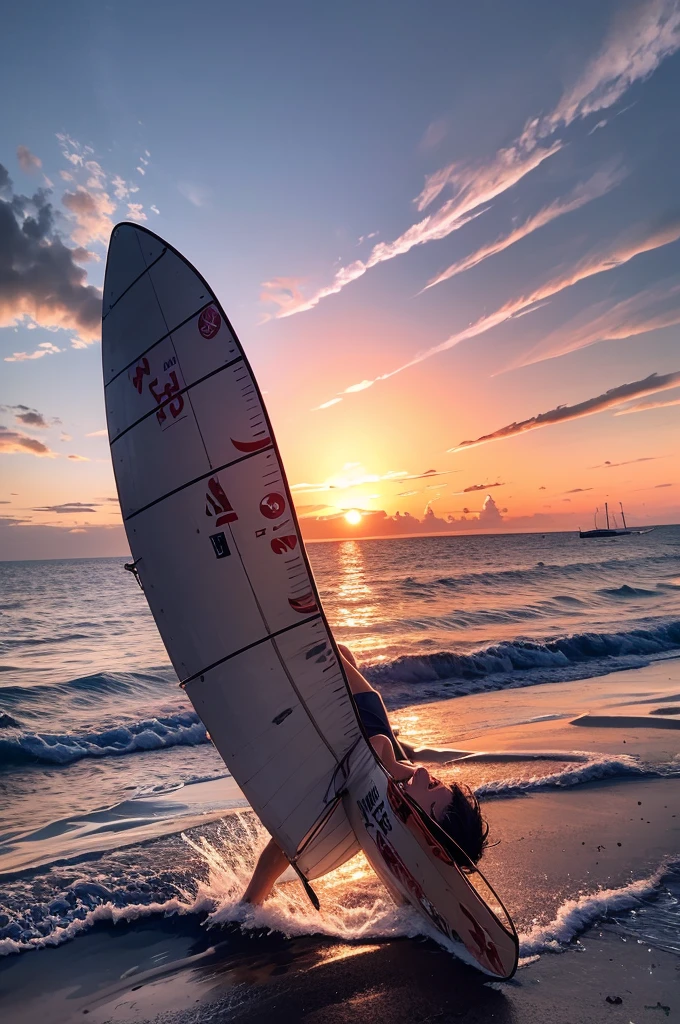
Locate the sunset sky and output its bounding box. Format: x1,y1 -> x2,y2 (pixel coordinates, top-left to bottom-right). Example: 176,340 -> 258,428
1,0 -> 679,559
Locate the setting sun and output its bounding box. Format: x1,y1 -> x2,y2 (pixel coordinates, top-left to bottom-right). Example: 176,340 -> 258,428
345,509 -> 362,526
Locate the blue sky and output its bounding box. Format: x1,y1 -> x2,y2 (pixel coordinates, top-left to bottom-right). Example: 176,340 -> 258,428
1,0 -> 680,557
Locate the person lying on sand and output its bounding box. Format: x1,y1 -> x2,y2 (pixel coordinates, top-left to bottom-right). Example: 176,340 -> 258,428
242,644 -> 489,905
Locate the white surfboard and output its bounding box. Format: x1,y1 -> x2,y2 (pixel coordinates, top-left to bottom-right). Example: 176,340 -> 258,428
102,224 -> 518,978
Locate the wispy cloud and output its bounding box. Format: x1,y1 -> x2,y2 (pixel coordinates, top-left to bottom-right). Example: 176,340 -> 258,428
449,370 -> 680,452
32,502 -> 99,513
312,397 -> 343,411
422,165 -> 625,291
262,153 -> 544,317
86,428 -> 108,437
67,454 -> 89,462
17,145 -> 42,173
615,394 -> 680,415
265,1 -> 680,321
419,118 -> 449,152
5,342 -> 62,363
0,426 -> 55,457
529,0 -> 680,138
178,181 -> 208,207
564,487 -> 593,493
334,223 -> 680,397
290,465 -> 408,493
517,274 -> 680,368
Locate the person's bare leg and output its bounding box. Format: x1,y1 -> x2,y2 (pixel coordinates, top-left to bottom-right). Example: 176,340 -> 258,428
242,838 -> 290,904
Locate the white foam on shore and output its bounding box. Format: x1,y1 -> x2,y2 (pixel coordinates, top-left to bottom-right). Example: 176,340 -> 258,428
474,752 -> 663,796
518,860 -> 678,956
2,816 -> 677,970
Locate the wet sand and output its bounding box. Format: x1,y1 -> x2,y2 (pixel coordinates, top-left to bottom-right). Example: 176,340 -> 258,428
1,659 -> 678,1023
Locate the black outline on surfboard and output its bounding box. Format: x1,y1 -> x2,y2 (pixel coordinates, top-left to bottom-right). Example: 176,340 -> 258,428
102,223 -> 519,979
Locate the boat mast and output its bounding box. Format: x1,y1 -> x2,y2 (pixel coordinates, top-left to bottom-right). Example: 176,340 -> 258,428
605,502 -> 610,530
619,502 -> 628,530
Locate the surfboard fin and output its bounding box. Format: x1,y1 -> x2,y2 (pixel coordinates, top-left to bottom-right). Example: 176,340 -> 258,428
291,863 -> 320,911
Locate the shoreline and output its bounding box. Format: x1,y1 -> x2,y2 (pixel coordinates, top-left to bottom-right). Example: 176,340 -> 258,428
1,659 -> 678,1022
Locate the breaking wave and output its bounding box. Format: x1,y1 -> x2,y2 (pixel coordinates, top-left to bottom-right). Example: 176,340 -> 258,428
0,711 -> 207,766
366,620 -> 680,695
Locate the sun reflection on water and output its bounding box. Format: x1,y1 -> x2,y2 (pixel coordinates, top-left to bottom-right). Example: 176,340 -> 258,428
334,541 -> 389,659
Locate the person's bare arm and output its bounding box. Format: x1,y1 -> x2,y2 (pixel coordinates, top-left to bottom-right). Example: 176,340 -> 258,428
399,739 -> 478,763
369,734 -> 414,779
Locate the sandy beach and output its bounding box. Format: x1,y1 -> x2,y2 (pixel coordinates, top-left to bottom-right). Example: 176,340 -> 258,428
2,658 -> 678,1024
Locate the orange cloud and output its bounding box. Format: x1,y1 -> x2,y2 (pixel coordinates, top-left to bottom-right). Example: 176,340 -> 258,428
0,427 -> 55,457
62,186 -> 116,246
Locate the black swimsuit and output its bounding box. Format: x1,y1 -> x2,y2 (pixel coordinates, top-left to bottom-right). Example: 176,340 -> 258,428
353,690 -> 407,761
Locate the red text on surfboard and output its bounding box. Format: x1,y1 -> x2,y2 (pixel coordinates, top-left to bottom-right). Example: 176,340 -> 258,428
271,535 -> 297,554
205,477 -> 238,527
131,357 -> 150,393
198,305 -> 221,339
259,493 -> 285,519
149,371 -> 185,427
231,436 -> 272,453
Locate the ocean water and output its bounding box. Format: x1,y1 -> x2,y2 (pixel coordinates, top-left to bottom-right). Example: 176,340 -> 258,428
1,527 -> 679,959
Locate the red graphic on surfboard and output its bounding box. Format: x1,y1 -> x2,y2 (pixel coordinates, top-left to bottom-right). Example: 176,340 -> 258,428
205,477 -> 238,527
231,436 -> 272,453
459,903 -> 505,976
288,592 -> 318,614
131,357 -> 150,393
271,535 -> 297,554
374,831 -> 452,939
198,306 -> 221,339
149,371 -> 184,426
259,493 -> 285,519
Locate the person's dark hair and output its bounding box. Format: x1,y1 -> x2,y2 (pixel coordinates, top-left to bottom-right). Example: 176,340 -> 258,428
436,783 -> 489,869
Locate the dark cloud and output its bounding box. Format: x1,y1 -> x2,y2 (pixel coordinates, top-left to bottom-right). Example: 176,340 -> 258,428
654,483 -> 673,488
0,164 -> 101,345
538,486 -> 546,490
451,372 -> 680,451
0,404 -> 49,428
32,502 -> 99,513
0,426 -> 53,456
564,487 -> 593,493
462,482 -> 504,492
